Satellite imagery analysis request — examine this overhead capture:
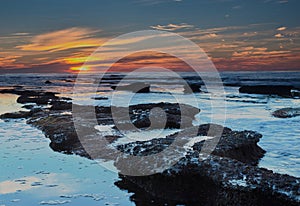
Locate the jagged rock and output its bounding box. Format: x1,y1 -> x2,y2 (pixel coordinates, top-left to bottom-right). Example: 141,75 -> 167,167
115,153 -> 300,206
239,85 -> 294,97
17,91 -> 58,105
50,101 -> 72,110
91,96 -> 109,100
273,107 -> 300,118
23,102 -> 200,155
0,111 -> 32,119
183,83 -> 201,93
0,108 -> 42,119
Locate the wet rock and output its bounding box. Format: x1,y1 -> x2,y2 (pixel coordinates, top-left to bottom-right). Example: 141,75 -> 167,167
0,108 -> 42,119
117,124 -> 265,166
0,88 -> 61,105
116,153 -> 300,206
183,83 -> 201,93
113,102 -> 200,130
113,124 -> 298,205
111,82 -> 150,93
272,107 -> 300,118
50,101 -> 72,110
23,102 -> 199,156
0,111 -> 32,119
239,85 -> 294,97
291,89 -> 300,98
195,130 -> 265,165
91,96 -> 109,100
45,80 -> 52,84
17,91 -> 58,105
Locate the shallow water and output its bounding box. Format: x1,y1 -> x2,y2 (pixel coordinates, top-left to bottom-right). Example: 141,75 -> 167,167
0,118 -> 134,206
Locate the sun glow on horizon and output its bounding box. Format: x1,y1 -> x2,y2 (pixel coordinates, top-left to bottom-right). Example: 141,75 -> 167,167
70,66 -> 90,72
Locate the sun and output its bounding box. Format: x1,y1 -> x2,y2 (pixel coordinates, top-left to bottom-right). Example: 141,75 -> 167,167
70,66 -> 90,72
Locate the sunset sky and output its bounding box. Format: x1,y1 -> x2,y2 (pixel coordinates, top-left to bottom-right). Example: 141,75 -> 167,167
0,0 -> 299,73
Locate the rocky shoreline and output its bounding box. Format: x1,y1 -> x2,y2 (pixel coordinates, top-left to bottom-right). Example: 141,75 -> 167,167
0,87 -> 299,205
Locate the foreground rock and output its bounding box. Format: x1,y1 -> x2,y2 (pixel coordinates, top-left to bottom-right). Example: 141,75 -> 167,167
116,152 -> 299,206
0,88 -> 59,105
239,85 -> 294,97
273,107 -> 300,118
114,125 -> 298,205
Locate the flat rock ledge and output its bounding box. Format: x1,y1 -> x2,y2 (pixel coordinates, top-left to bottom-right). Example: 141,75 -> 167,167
273,107 -> 300,118
239,85 -> 298,98
0,88 -> 299,205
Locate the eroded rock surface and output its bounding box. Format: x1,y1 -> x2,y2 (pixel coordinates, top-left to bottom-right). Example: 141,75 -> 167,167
239,85 -> 294,97
273,107 -> 300,118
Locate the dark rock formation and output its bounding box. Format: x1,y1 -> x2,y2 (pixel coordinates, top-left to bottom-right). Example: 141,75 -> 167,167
91,96 -> 109,100
45,80 -> 52,84
116,152 -> 300,206
50,101 -> 72,110
239,85 -> 294,97
183,83 -> 201,93
111,82 -> 150,93
272,107 -> 300,118
5,101 -> 198,156
0,108 -> 42,119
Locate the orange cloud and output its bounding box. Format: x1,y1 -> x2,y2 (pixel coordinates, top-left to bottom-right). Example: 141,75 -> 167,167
17,27 -> 104,52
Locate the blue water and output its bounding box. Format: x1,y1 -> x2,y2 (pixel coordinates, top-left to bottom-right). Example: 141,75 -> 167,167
0,118 -> 133,206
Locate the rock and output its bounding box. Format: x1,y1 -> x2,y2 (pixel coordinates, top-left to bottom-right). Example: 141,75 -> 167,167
111,82 -> 150,93
239,85 -> 294,97
115,153 -> 300,206
23,102 -> 199,155
0,108 -> 42,119
91,96 -> 109,100
291,89 -> 300,98
45,80 -> 52,84
17,92 -> 58,105
192,124 -> 265,165
183,83 -> 201,93
272,107 -> 300,118
0,88 -> 61,105
50,101 -> 72,110
0,111 -> 32,119
112,124 -> 298,205
117,124 -> 265,166
113,102 -> 200,130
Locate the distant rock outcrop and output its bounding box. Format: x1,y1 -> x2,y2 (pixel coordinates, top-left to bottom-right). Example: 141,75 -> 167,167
111,82 -> 150,93
239,85 -> 294,97
273,107 -> 300,118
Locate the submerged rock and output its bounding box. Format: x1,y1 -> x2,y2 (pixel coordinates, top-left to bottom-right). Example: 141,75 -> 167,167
111,82 -> 150,93
239,85 -> 294,97
273,107 -> 300,118
183,83 -> 201,93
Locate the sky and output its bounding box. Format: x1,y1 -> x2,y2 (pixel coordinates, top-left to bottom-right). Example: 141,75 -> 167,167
0,0 -> 299,73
